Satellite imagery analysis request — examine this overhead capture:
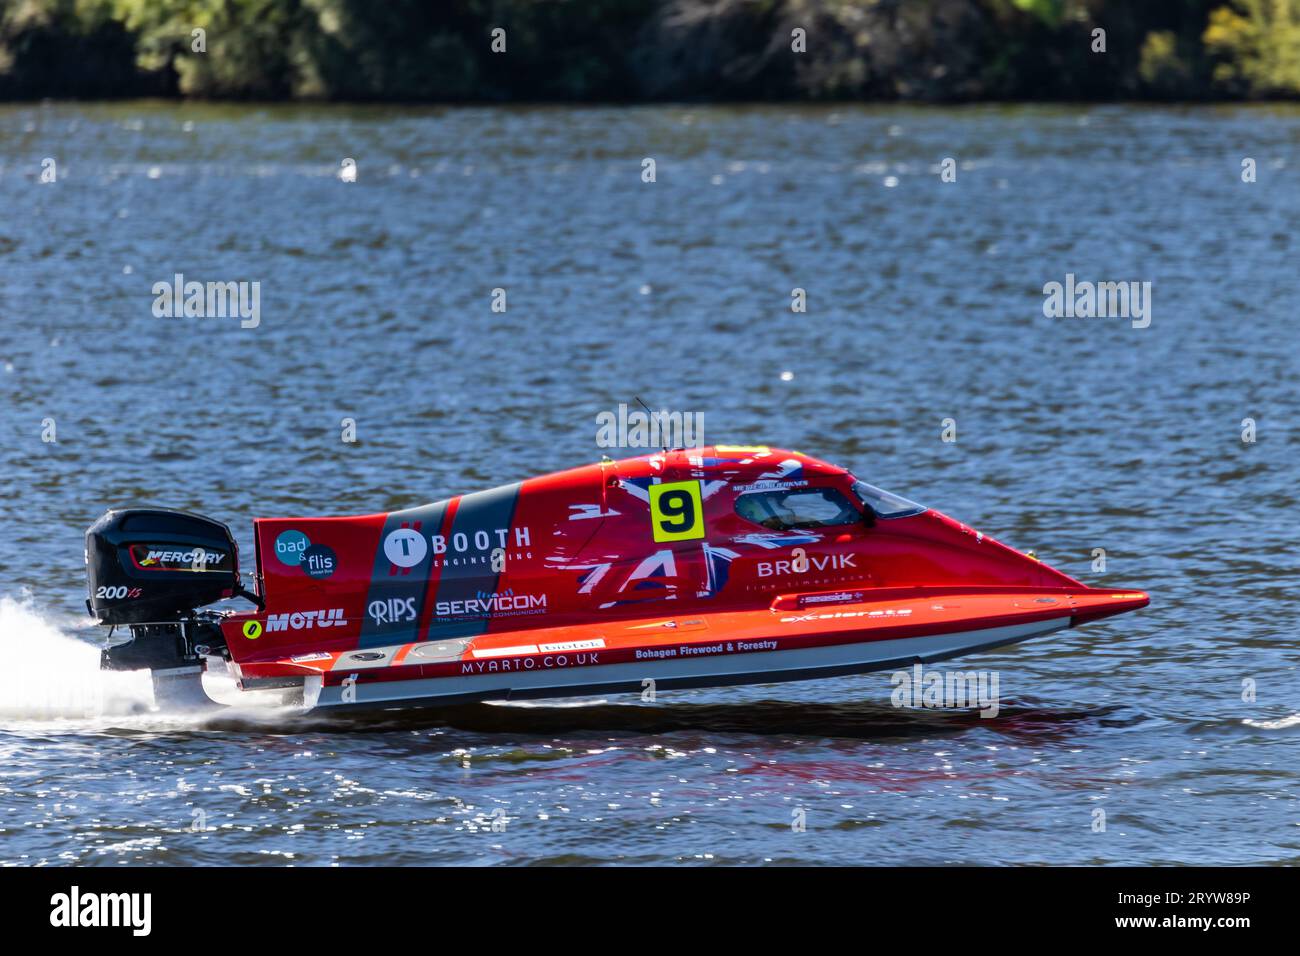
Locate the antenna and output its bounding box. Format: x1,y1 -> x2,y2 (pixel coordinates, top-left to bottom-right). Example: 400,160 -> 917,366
633,396 -> 670,453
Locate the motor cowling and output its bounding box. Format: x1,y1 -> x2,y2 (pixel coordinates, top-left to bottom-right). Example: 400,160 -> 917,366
86,508 -> 239,625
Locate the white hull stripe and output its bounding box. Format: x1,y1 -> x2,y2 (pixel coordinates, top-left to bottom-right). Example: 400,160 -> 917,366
310,617 -> 1069,711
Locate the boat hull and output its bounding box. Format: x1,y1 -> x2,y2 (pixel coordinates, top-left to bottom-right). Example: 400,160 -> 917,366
231,587 -> 1147,713
300,617 -> 1066,712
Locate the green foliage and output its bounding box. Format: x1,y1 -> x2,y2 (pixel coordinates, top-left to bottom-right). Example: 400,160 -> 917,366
1139,30 -> 1193,95
0,0 -> 1297,100
1204,0 -> 1300,95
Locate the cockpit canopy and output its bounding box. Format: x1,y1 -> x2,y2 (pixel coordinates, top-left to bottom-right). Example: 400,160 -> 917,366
733,479 -> 925,531
850,480 -> 926,519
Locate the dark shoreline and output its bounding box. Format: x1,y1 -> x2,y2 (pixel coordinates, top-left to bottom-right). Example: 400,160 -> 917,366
2,1 -> 1297,104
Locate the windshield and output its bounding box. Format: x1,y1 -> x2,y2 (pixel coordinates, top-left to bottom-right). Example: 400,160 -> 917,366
851,480 -> 926,519
734,486 -> 862,531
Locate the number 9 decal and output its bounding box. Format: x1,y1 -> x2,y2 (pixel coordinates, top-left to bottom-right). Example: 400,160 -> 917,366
648,480 -> 706,542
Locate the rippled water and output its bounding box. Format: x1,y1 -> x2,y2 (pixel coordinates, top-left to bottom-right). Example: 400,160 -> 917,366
1,102 -> 1298,865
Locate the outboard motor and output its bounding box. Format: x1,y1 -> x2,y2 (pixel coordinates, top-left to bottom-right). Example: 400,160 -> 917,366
86,509 -> 254,709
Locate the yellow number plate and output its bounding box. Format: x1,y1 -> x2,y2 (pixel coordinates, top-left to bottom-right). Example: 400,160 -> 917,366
649,480 -> 705,542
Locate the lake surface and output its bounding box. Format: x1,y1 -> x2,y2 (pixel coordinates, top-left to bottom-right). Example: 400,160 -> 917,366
1,102 -> 1297,865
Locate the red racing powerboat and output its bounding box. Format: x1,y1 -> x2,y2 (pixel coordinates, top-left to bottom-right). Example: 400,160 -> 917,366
86,445 -> 1148,712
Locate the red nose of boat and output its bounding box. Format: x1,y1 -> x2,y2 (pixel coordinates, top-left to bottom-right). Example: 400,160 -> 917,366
1068,588 -> 1150,625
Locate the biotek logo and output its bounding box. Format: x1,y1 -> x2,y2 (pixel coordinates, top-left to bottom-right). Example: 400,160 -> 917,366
266,608 -> 346,631
49,886 -> 151,936
758,554 -> 856,577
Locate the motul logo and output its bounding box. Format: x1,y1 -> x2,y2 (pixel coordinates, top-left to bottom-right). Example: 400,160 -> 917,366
266,608 -> 347,632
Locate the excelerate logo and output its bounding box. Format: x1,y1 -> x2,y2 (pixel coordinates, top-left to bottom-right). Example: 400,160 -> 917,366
1042,273 -> 1151,328
596,403 -> 704,449
151,272 -> 261,329
50,886 -> 151,936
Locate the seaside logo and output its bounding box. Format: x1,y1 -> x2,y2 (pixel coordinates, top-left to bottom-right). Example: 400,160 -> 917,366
1042,273 -> 1151,329
49,886 -> 151,936
151,272 -> 261,329
596,404 -> 704,449
890,663 -> 1001,718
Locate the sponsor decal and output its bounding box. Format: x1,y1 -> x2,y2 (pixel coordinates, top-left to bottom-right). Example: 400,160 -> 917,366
131,545 -> 227,571
733,480 -> 809,492
797,591 -> 866,608
266,608 -> 347,631
94,585 -> 142,600
627,618 -> 707,631
383,526 -> 427,569
462,639 -> 606,658
289,651 -> 332,663
634,639 -> 777,660
538,638 -> 605,652
732,531 -> 821,549
274,530 -> 310,566
301,543 -> 337,579
758,554 -> 856,577
434,590 -> 548,620
273,530 -> 337,578
780,608 -> 913,623
461,652 -> 601,673
429,526 -> 532,567
242,620 -> 262,640
368,596 -> 417,625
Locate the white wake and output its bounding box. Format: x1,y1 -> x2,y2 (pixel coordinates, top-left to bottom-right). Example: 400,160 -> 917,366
0,594 -> 156,720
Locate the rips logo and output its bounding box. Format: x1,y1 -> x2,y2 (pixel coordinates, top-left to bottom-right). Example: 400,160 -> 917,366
368,596 -> 417,625
266,608 -> 347,631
